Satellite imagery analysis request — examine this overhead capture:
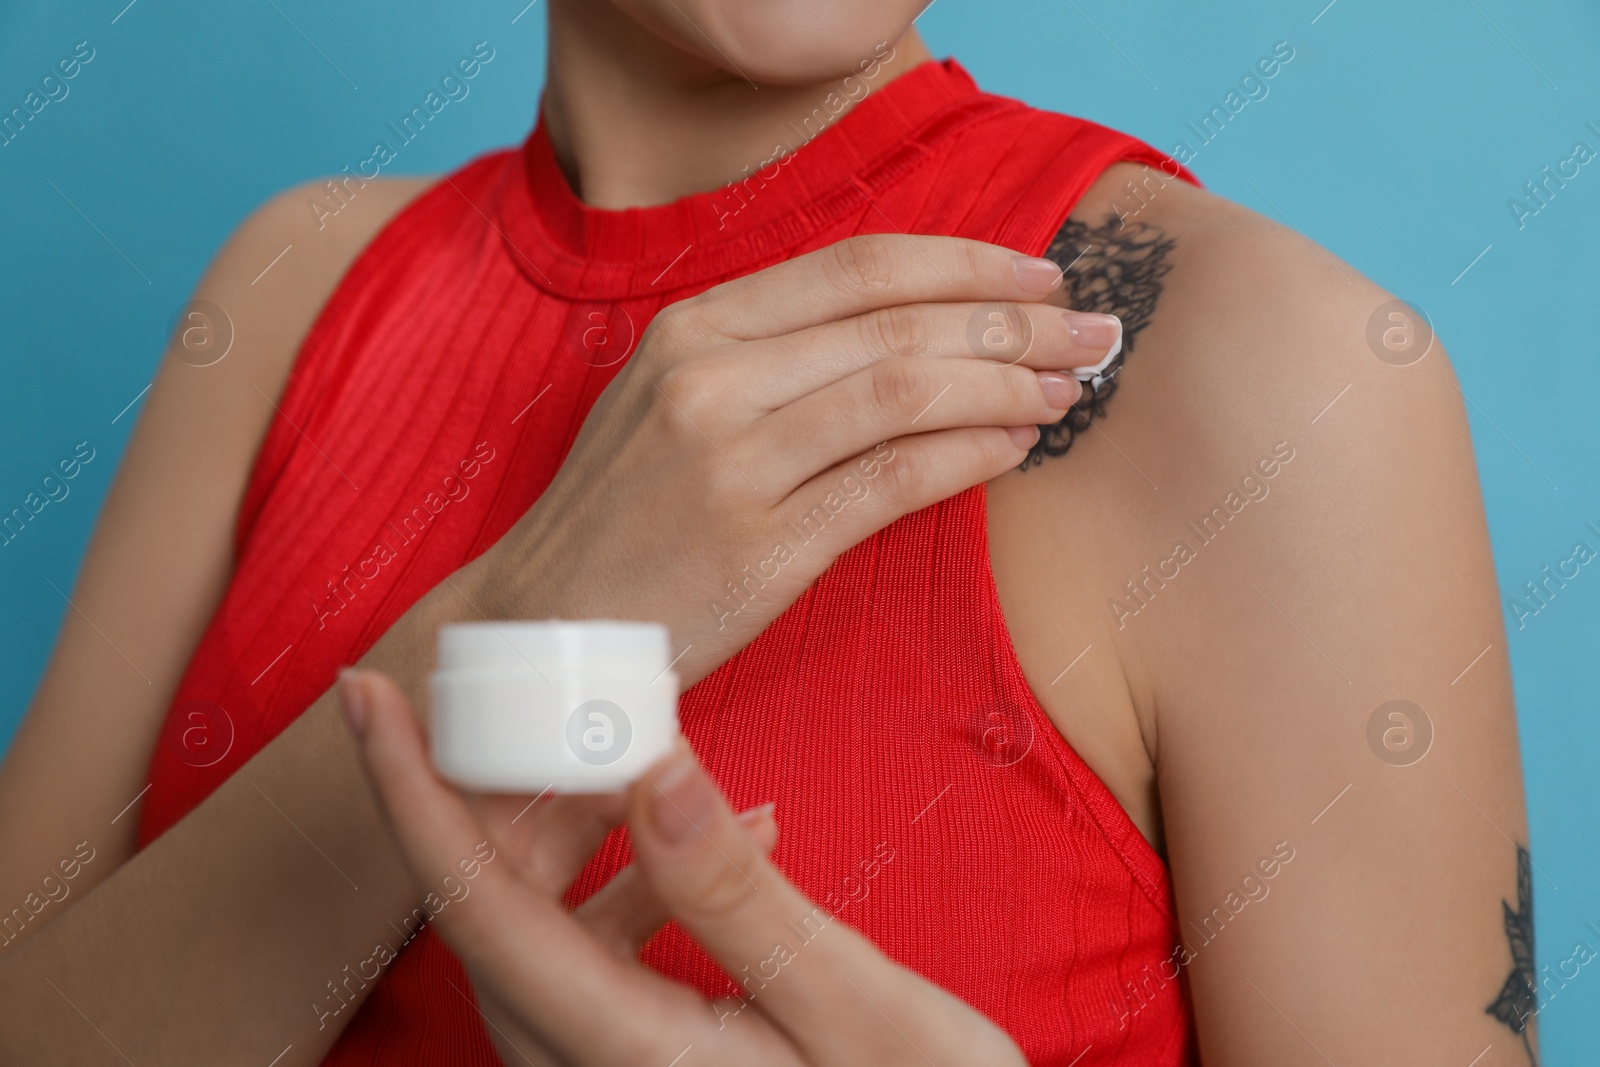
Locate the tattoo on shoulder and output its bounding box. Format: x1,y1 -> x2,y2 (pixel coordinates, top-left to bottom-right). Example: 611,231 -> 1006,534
1020,215 -> 1176,470
1486,843 -> 1538,1066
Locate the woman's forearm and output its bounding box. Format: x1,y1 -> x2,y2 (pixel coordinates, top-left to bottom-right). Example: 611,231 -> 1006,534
0,224 -> 1068,1061
0,551 -> 507,1064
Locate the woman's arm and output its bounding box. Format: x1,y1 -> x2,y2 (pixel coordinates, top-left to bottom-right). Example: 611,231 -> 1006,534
0,229 -> 1095,1062
0,175 -> 439,1064
0,619 -> 441,1063
1145,208 -> 1532,1065
0,175 -> 431,916
998,171 -> 1533,1063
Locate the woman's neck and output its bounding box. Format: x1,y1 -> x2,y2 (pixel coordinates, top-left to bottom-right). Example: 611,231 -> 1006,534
542,0 -> 932,210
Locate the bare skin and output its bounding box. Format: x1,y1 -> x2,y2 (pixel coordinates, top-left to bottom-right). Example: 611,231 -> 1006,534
0,3 -> 1532,1065
0,174 -> 432,899
992,167 -> 1530,1063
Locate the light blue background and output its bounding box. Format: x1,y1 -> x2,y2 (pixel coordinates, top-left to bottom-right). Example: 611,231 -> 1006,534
2,0 -> 1596,1057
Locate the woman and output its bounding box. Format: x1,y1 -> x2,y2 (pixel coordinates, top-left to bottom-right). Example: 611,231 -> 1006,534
0,1 -> 1534,1064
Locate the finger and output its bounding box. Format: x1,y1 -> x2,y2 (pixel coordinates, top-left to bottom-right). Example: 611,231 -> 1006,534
349,671 -> 623,911
577,803 -> 778,957
749,356 -> 1072,487
736,301 -> 1121,409
769,427 -> 1036,577
338,669 -> 509,923
626,742 -> 909,1050
461,982 -> 564,1067
470,788 -> 631,898
341,670 -> 691,1060
678,234 -> 1064,341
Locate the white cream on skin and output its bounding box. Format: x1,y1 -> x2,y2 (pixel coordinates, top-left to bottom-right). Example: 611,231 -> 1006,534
1070,324 -> 1123,391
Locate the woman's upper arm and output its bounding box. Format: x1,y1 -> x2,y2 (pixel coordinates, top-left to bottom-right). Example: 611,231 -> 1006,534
0,177 -> 429,909
1119,203 -> 1532,1063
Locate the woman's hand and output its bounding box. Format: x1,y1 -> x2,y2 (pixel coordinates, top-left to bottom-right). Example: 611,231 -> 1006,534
338,667 -> 1027,1066
484,234 -> 1120,686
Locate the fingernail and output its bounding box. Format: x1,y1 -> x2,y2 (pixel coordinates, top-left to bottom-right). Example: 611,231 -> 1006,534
1006,424 -> 1040,450
1012,255 -> 1064,294
1035,371 -> 1082,410
737,802 -> 777,825
1062,311 -> 1122,360
337,669 -> 368,739
651,742 -> 717,845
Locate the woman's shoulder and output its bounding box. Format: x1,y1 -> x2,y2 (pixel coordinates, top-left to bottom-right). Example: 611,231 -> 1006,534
1038,160 -> 1460,524
217,174 -> 438,347
114,167 -> 439,602
219,150 -> 511,381
3,172 -> 442,877
1011,158 -> 1456,533
135,170 -> 439,493
1056,160 -> 1426,446
989,161 -> 1477,840
155,171 -> 438,431
1002,155 -> 1471,651
98,170 -> 441,606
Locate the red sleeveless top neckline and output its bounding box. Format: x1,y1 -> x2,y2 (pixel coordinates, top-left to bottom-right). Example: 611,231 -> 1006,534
139,57 -> 1199,1065
499,58 -> 1007,298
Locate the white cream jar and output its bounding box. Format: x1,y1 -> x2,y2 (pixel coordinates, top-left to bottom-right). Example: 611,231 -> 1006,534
430,620 -> 681,793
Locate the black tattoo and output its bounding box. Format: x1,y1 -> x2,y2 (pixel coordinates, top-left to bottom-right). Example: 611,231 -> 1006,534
1021,216 -> 1176,470
1486,843 -> 1538,1066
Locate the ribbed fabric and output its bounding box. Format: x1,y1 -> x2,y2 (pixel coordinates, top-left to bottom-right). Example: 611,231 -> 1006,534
137,59 -> 1198,1065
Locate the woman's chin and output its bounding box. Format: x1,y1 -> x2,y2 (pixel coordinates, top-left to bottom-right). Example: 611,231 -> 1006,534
621,0 -> 927,85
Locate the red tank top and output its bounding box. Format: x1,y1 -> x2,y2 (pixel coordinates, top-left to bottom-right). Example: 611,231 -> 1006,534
139,58 -> 1198,1065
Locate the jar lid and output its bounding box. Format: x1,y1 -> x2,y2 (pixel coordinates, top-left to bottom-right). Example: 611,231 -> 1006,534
436,620 -> 670,680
